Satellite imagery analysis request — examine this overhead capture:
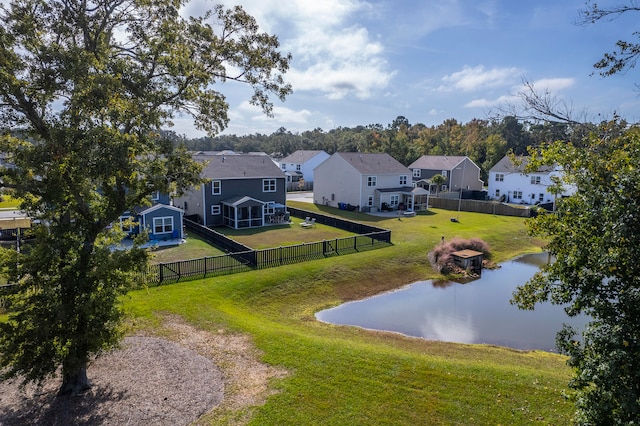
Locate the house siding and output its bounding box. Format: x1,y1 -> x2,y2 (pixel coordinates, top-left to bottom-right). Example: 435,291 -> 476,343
140,205 -> 184,241
314,152 -> 412,211
314,155 -> 361,207
202,177 -> 286,226
409,156 -> 483,192
487,155 -> 574,205
279,150 -> 329,184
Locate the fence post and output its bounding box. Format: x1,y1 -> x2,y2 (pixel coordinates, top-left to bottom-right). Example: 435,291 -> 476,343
159,264 -> 164,284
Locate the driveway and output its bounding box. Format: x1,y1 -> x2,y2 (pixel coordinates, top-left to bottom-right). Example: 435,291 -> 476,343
286,191 -> 314,204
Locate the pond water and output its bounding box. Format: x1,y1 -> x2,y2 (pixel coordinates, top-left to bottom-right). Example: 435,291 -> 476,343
316,252 -> 589,352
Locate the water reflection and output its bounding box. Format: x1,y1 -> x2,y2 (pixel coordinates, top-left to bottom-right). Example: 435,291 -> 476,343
316,252 -> 588,352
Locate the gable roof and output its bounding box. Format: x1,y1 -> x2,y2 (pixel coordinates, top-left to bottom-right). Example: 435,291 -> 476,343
138,203 -> 183,216
280,150 -> 327,164
195,153 -> 285,179
490,155 -> 555,174
336,152 -> 410,175
408,155 -> 467,170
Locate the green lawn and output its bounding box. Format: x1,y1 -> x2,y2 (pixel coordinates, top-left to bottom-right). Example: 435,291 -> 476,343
219,219 -> 357,249
148,232 -> 226,264
124,204 -> 572,424
0,195 -> 21,209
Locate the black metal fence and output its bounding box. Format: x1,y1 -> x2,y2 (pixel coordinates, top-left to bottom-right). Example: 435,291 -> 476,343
255,231 -> 390,269
144,251 -> 253,284
0,211 -> 392,287
140,210 -> 392,285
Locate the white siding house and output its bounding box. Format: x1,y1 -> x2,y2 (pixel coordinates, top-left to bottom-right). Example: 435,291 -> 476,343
313,152 -> 423,212
488,155 -> 574,205
278,150 -> 330,188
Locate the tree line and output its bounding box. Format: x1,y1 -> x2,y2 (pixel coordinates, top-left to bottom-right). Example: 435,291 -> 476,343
165,115 -> 626,182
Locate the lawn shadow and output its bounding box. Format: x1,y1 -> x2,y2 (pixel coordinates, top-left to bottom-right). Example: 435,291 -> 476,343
0,384 -> 126,426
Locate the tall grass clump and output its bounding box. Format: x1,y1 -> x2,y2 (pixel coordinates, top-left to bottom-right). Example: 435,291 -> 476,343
427,237 -> 490,274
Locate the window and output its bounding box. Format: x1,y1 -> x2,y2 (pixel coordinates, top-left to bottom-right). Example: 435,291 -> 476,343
211,205 -> 221,215
513,191 -> 523,200
442,170 -> 448,177
412,168 -> 421,178
539,193 -> 544,202
151,191 -> 160,201
495,189 -> 500,197
120,216 -> 134,232
399,175 -> 407,185
263,202 -> 275,215
531,193 -> 536,199
212,180 -> 221,195
367,176 -> 377,187
296,164 -> 301,171
495,173 -> 504,182
530,175 -> 541,184
263,179 -> 276,192
280,163 -> 286,170
390,195 -> 399,206
153,216 -> 173,234
367,196 -> 373,206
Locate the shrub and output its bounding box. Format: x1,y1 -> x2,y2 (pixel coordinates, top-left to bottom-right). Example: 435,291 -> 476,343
427,237 -> 490,274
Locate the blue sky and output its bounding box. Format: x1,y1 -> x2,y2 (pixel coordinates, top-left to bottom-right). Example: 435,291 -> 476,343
175,0 -> 640,137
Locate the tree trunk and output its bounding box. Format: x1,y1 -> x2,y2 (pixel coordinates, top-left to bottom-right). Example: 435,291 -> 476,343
58,365 -> 91,396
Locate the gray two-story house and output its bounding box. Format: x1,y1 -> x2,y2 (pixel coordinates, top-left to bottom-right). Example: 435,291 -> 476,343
175,153 -> 288,229
408,155 -> 483,193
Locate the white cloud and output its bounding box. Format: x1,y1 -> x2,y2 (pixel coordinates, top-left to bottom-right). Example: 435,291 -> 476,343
204,0 -> 395,100
464,76 -> 575,109
465,94 -> 519,108
227,101 -> 312,131
526,77 -> 575,92
439,65 -> 521,92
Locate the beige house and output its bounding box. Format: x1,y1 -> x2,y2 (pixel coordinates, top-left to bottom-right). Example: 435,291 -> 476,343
314,152 -> 427,212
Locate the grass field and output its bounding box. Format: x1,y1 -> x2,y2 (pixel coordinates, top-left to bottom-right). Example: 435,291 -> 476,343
123,203 -> 574,425
0,195 -> 21,209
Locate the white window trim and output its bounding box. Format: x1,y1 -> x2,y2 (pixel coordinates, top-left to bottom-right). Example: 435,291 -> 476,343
263,178 -> 277,192
211,180 -> 221,195
399,175 -> 407,185
211,205 -> 221,215
367,176 -> 377,187
153,216 -> 174,234
412,169 -> 421,178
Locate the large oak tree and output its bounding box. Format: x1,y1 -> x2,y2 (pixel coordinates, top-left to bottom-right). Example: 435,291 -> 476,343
0,0 -> 291,395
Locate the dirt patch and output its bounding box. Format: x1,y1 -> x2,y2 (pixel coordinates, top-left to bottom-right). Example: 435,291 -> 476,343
0,315 -> 287,425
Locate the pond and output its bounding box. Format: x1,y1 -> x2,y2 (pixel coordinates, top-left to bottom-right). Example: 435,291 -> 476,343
316,252 -> 589,352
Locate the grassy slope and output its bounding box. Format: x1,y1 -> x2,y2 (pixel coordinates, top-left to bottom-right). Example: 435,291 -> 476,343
126,204 -> 573,425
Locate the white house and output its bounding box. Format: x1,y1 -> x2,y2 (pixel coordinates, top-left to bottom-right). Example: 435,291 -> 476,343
488,155 -> 574,205
313,152 -> 427,212
278,150 -> 329,189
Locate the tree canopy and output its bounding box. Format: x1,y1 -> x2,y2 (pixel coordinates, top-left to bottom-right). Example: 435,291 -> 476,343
512,123 -> 640,424
0,0 -> 291,395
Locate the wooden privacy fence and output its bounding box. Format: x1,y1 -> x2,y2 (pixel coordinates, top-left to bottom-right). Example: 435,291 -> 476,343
428,197 -> 532,218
